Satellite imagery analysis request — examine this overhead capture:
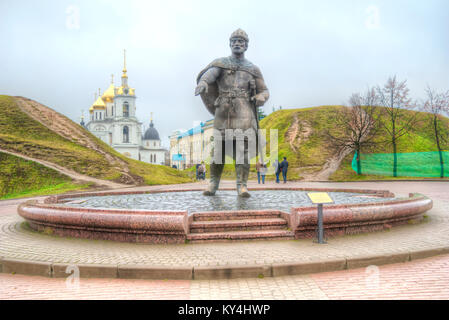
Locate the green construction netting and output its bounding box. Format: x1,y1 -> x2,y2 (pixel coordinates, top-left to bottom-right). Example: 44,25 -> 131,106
351,151 -> 449,177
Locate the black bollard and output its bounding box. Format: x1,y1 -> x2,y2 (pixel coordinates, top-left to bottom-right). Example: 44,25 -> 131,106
317,203 -> 326,244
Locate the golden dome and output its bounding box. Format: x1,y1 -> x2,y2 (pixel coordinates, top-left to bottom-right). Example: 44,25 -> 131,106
116,86 -> 135,96
102,83 -> 115,102
92,96 -> 106,110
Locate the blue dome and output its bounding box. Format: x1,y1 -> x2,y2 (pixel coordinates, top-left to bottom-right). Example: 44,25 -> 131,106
143,121 -> 160,140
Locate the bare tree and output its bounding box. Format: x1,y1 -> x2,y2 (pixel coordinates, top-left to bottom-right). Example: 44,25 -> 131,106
324,87 -> 381,175
376,76 -> 419,177
422,86 -> 449,178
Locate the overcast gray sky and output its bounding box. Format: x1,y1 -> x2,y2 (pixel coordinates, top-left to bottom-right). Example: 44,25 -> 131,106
1,0 -> 448,147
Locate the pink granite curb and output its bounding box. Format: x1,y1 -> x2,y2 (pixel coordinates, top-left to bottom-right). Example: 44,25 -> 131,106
18,201 -> 189,244
291,193 -> 432,239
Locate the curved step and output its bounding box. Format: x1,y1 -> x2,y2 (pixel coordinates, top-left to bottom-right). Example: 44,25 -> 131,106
192,211 -> 282,221
190,218 -> 288,233
187,229 -> 295,243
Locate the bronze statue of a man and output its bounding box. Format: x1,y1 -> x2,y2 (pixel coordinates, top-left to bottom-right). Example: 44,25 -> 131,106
195,29 -> 269,197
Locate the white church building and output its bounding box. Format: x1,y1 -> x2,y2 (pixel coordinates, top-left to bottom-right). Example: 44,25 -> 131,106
82,51 -> 166,165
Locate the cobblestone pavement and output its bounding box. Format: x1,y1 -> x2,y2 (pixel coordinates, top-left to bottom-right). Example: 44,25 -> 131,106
0,181 -> 448,267
1,254 -> 448,300
310,253 -> 449,300
0,274 -> 190,300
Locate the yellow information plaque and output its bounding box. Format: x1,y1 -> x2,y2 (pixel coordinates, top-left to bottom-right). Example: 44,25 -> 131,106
307,192 -> 333,204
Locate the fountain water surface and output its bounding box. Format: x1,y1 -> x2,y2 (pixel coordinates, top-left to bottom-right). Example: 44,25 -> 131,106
62,190 -> 396,213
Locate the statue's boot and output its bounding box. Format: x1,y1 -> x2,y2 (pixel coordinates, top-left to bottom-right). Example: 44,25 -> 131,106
236,164 -> 251,198
203,163 -> 224,196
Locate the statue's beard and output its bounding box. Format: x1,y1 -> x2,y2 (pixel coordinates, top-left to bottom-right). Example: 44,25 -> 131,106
231,46 -> 247,54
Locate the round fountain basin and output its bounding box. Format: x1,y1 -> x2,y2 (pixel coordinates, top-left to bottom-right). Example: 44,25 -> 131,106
17,187 -> 433,244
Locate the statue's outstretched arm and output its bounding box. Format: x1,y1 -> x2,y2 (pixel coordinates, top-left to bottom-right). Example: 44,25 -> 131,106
200,67 -> 221,84
195,67 -> 221,96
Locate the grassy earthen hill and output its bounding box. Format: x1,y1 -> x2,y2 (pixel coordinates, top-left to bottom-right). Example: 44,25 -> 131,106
259,106 -> 449,181
0,95 -> 193,199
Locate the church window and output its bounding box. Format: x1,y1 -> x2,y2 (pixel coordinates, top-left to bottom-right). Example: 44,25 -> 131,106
123,102 -> 129,117
123,126 -> 129,143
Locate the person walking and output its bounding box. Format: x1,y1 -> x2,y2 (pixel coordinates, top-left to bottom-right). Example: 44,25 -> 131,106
256,161 -> 262,184
280,157 -> 289,183
195,163 -> 201,180
260,162 -> 267,184
198,162 -> 206,180
273,159 -> 280,183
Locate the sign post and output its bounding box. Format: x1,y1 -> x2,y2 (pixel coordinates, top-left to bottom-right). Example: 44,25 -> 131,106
307,192 -> 334,244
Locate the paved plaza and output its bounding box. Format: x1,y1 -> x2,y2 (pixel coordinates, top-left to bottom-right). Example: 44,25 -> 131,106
1,254 -> 448,300
1,180 -> 449,299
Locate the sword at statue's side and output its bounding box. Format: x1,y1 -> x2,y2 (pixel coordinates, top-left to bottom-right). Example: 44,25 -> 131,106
249,79 -> 264,165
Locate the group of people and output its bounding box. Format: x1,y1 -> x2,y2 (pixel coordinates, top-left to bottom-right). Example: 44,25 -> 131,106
256,157 -> 289,184
196,157 -> 289,183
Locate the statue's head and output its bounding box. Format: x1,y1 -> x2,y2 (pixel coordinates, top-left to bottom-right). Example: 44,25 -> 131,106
229,28 -> 248,55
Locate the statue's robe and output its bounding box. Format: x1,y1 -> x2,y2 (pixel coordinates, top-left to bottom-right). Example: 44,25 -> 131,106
196,57 -> 269,161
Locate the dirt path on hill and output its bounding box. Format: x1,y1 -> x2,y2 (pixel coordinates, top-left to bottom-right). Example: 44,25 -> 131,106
284,112 -> 353,181
0,148 -> 127,189
13,97 -> 142,185
285,114 -> 312,153
301,147 -> 353,181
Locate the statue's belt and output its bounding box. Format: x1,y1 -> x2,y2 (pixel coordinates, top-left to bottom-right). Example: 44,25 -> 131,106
217,90 -> 250,99
215,90 -> 251,110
